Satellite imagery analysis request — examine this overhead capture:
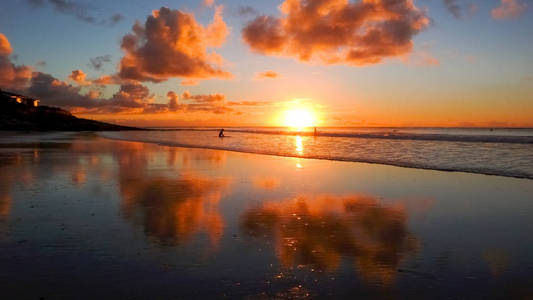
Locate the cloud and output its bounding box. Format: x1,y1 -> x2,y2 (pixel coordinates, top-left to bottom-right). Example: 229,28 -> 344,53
26,72 -> 96,108
227,101 -> 270,106
242,0 -> 430,66
27,0 -> 124,26
167,91 -> 179,111
181,91 -> 235,114
92,74 -> 121,85
238,6 -> 258,16
492,0 -> 528,20
206,5 -> 229,47
404,51 -> 440,66
0,33 -> 32,91
0,33 -> 238,116
182,91 -> 225,103
109,13 -> 123,25
443,0 -> 479,19
255,70 -> 280,79
203,0 -> 215,7
118,6 -> 232,83
23,71 -> 237,115
0,34 -> 13,56
88,55 -> 111,71
68,69 -> 88,85
181,79 -> 199,86
443,0 -> 462,18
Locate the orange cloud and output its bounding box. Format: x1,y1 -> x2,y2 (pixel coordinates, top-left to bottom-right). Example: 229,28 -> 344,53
181,79 -> 199,86
92,74 -> 120,85
118,6 -> 232,82
68,69 -> 88,85
242,0 -> 430,66
492,0 -> 528,20
180,91 -> 235,114
203,0 -> 215,7
255,70 -> 280,79
0,34 -> 12,56
443,0 -> 478,19
0,33 -> 32,91
167,91 -> 179,111
183,91 -> 225,103
0,33 -> 238,116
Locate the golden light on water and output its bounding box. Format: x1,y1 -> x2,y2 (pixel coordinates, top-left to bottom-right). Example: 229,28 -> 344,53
295,136 -> 303,154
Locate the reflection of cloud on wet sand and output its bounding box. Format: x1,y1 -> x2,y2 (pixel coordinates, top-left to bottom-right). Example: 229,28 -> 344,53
76,139 -> 233,247
240,194 -> 418,285
252,176 -> 281,190
483,250 -> 510,277
119,174 -> 229,247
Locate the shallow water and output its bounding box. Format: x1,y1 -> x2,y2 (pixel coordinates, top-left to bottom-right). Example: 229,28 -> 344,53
0,132 -> 532,298
101,127 -> 533,179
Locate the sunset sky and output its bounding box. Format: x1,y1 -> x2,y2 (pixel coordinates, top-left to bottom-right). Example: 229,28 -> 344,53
1,0 -> 532,127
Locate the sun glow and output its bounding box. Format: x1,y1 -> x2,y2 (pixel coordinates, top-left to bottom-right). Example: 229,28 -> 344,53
283,107 -> 316,129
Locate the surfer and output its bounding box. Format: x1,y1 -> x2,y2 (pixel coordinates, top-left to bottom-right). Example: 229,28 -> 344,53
219,128 -> 225,137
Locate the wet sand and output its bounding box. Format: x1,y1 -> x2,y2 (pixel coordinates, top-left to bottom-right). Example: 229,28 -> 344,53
0,133 -> 532,298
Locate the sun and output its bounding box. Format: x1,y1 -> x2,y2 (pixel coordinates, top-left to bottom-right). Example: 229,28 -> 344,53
283,107 -> 316,129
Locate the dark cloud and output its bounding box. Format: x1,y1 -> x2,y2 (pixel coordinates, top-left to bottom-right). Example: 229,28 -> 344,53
242,0 -> 430,66
109,13 -> 123,25
118,6 -> 231,83
88,55 -> 111,71
26,72 -> 96,108
443,0 -> 462,18
27,0 -> 123,26
238,6 -> 258,16
443,0 -> 479,19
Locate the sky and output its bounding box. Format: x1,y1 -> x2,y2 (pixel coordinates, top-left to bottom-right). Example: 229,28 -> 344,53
0,0 -> 532,127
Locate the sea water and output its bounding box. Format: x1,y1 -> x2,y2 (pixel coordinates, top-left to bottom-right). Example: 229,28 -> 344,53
101,127 -> 533,179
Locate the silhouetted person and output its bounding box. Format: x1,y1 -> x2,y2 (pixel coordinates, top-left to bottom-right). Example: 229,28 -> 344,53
219,128 -> 225,137
314,127 -> 318,137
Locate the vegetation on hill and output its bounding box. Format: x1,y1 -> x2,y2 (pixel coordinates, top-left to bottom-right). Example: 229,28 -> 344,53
0,101 -> 139,131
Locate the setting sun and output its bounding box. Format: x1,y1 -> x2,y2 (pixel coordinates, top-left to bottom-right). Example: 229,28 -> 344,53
283,108 -> 316,129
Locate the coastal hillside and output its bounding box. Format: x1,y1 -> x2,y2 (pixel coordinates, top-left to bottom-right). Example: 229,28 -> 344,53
0,91 -> 138,131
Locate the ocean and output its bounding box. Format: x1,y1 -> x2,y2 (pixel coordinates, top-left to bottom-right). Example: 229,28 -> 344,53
101,127 -> 533,179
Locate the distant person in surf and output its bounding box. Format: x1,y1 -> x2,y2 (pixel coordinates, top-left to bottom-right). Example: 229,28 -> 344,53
219,128 -> 225,137
314,127 -> 318,136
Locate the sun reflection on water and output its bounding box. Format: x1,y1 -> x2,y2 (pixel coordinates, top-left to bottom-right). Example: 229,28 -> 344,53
295,136 -> 304,155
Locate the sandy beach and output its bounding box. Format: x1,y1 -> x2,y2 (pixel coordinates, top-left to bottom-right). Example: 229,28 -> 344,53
0,132 -> 531,298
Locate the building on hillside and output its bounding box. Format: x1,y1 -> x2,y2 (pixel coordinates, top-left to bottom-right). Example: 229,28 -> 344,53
0,90 -> 40,107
